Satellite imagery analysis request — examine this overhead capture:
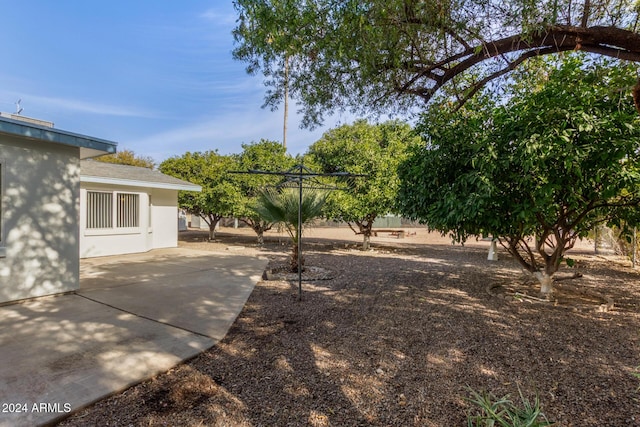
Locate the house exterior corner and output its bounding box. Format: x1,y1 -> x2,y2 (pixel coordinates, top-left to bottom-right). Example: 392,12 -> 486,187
0,116 -> 116,304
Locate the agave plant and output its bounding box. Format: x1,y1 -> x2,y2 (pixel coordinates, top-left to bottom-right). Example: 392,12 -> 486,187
252,187 -> 327,272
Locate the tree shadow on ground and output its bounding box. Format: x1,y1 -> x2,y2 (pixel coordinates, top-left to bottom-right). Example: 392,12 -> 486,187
60,237 -> 640,426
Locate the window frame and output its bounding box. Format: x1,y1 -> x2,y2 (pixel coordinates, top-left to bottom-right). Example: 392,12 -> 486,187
86,190 -> 113,230
116,192 -> 140,228
84,189 -> 142,236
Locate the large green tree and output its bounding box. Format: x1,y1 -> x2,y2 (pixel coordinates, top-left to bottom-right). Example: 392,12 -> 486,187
160,151 -> 243,240
234,139 -> 296,244
308,120 -> 420,250
397,55 -> 640,296
233,0 -> 640,128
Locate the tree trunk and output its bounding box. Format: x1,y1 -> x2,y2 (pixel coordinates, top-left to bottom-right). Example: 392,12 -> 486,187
503,235 -> 568,298
533,271 -> 554,298
290,245 -> 297,272
356,215 -> 376,251
206,215 -> 221,241
362,233 -> 371,251
290,244 -> 304,273
241,218 -> 272,246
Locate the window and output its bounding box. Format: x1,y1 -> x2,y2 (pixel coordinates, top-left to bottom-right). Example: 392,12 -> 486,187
87,191 -> 112,229
86,191 -> 140,229
117,193 -> 139,227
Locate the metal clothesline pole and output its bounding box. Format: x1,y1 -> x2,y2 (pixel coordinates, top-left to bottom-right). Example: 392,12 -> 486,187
297,167 -> 303,300
231,163 -> 365,301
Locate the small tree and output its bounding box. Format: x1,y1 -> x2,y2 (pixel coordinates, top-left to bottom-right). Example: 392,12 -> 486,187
160,151 -> 243,240
252,187 -> 326,272
308,120 -> 420,250
397,55 -> 640,296
234,140 -> 296,244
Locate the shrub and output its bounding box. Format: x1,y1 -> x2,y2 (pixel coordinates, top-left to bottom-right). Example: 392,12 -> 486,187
465,386 -> 554,427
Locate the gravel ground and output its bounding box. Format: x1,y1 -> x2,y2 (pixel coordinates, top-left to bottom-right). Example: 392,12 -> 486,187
59,226 -> 640,426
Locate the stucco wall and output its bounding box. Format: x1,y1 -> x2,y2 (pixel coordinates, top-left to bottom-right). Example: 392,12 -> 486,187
0,135 -> 80,303
79,184 -> 179,258
150,189 -> 179,250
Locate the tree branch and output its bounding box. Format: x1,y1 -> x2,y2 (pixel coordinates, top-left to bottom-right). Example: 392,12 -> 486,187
581,0 -> 591,28
347,221 -> 362,235
397,25 -> 640,105
500,235 -> 537,273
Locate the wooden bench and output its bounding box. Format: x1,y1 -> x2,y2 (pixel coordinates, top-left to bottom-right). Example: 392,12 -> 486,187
372,229 -> 406,238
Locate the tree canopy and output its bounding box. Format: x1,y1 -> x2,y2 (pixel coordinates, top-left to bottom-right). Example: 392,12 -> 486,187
396,54 -> 640,296
308,120 -> 420,250
234,139 -> 296,243
233,0 -> 640,127
234,139 -> 296,197
95,149 -> 155,169
160,151 -> 242,240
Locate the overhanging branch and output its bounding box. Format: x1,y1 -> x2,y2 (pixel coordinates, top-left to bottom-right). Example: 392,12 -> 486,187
452,45 -> 576,110
394,25 -> 640,108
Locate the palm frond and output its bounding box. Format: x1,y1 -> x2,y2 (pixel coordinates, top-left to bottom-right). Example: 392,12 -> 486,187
251,187 -> 327,241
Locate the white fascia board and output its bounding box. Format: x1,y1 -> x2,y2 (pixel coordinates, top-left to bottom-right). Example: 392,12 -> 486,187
81,175 -> 202,192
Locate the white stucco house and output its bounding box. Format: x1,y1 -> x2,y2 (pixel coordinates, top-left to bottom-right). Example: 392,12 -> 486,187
79,160 -> 201,258
0,115 -> 117,304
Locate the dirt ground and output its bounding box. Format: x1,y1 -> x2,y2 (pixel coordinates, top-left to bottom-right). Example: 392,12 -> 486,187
59,226 -> 640,426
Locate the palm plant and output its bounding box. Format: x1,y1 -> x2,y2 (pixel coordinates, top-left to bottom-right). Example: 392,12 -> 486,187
252,187 -> 327,272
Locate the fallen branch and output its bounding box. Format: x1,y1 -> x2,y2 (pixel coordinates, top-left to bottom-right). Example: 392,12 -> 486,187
513,292 -> 550,302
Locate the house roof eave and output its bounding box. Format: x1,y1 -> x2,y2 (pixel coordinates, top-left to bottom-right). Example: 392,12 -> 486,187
80,175 -> 202,192
0,116 -> 117,158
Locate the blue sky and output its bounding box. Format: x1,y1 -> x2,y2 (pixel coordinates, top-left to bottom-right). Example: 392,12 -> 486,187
0,1 -> 350,163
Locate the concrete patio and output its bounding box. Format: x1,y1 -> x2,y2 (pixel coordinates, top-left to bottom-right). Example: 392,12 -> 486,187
0,247 -> 267,427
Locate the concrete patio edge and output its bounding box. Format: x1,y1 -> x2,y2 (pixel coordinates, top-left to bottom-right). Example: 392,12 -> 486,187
0,248 -> 268,427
